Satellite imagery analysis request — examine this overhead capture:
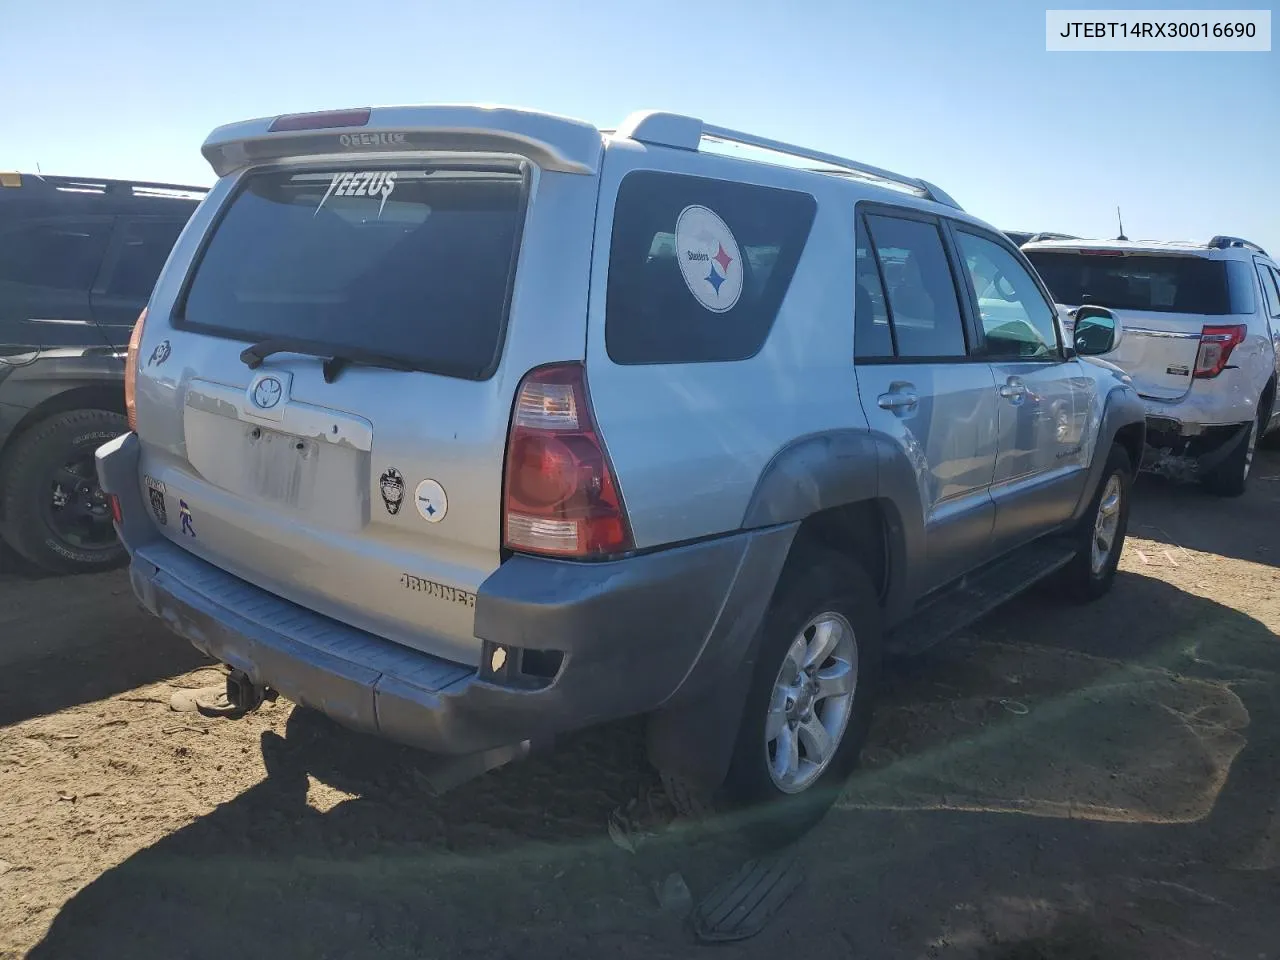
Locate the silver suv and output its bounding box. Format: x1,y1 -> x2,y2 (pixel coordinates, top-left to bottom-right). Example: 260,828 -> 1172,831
97,105 -> 1146,839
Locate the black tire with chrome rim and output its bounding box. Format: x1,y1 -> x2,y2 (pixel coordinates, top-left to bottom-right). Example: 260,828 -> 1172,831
715,546 -> 883,847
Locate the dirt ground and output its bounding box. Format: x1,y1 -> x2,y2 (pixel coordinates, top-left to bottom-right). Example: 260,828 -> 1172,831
3,455 -> 1280,960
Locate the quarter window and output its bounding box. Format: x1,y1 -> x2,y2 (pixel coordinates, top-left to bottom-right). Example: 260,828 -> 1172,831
955,231 -> 1060,360
605,171 -> 817,365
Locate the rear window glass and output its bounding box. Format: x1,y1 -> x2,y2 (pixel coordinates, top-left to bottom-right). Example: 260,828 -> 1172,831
178,165 -> 526,380
1025,251 -> 1255,316
605,172 -> 816,364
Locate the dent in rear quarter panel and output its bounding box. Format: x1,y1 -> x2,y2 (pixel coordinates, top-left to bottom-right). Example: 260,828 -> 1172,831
583,140 -> 866,549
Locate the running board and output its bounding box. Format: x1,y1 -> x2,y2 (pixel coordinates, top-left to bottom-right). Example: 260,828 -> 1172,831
886,539 -> 1077,657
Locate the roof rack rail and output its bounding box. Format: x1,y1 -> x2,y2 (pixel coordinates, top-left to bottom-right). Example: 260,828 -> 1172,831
1208,235 -> 1268,256
613,111 -> 962,210
1027,232 -> 1079,242
2,173 -> 208,198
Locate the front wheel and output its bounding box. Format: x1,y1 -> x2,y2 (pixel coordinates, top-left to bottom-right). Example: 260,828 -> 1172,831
1060,443 -> 1132,602
663,548 -> 882,848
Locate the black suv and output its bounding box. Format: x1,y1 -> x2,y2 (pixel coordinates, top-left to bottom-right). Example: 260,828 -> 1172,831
0,172 -> 205,573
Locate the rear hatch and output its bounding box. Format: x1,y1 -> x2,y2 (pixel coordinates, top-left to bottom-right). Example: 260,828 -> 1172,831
1025,247 -> 1256,401
134,109 -> 601,665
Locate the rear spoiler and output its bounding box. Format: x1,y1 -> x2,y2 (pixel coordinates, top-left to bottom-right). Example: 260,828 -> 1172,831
201,104 -> 603,178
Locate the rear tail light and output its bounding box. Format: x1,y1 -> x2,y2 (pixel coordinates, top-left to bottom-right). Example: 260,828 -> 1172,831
1193,324 -> 1247,379
124,307 -> 147,431
108,493 -> 123,526
502,364 -> 633,558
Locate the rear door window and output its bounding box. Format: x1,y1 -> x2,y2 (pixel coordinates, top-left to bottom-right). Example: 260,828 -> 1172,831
854,218 -> 894,359
177,165 -> 528,380
1025,250 -> 1252,315
863,213 -> 968,359
0,218 -> 112,292
101,218 -> 188,300
605,171 -> 816,364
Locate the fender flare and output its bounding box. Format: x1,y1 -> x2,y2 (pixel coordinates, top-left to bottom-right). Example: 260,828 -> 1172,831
1070,383 -> 1147,523
646,429 -> 927,792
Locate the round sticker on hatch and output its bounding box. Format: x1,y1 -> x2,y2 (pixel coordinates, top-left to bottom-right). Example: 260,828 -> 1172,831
674,205 -> 744,314
414,478 -> 448,523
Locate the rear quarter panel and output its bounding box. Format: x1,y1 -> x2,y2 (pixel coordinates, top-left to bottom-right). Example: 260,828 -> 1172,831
584,141 -> 868,549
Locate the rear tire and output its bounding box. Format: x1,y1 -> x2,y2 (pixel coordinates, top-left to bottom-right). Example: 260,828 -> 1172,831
662,547 -> 882,849
1200,414 -> 1260,498
1060,443 -> 1131,603
0,409 -> 128,575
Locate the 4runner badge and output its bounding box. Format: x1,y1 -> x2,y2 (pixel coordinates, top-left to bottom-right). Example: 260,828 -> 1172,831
674,205 -> 744,314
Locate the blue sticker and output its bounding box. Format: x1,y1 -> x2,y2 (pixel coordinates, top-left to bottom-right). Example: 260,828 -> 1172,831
179,499 -> 195,537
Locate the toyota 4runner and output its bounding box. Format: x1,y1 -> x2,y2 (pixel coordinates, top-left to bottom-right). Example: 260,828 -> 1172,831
97,105 -> 1145,839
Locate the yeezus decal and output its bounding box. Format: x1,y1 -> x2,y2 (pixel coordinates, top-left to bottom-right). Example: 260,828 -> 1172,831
315,170 -> 398,218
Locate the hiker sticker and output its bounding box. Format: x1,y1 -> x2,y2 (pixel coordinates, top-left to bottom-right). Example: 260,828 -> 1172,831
315,170 -> 398,218
147,339 -> 171,368
414,478 -> 448,523
675,205 -> 744,313
380,467 -> 406,515
178,499 -> 195,537
145,476 -> 167,526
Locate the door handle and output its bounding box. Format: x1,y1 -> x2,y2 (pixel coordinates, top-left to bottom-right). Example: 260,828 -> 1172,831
877,389 -> 919,411
998,378 -> 1027,403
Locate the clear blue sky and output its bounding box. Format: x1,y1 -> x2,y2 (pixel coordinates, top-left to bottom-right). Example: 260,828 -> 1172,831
3,0 -> 1277,251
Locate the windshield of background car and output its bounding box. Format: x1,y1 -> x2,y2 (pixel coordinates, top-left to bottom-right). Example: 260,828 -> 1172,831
176,165 -> 527,380
1025,250 -> 1256,315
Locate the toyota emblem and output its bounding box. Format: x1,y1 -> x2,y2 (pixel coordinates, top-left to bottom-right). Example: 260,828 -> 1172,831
252,376 -> 284,410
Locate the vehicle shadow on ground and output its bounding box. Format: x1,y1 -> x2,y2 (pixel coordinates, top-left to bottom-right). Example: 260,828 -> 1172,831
0,557 -> 209,728
1128,447 -> 1280,569
26,571 -> 1280,960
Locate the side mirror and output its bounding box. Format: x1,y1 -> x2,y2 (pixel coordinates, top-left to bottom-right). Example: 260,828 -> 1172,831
1072,305 -> 1123,356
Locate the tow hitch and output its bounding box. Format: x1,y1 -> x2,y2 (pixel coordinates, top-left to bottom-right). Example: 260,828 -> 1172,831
169,667 -> 276,718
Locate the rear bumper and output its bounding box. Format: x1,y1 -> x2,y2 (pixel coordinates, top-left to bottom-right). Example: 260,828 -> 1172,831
99,433 -> 795,755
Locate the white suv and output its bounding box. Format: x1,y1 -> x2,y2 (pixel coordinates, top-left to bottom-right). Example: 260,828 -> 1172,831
1024,236 -> 1280,496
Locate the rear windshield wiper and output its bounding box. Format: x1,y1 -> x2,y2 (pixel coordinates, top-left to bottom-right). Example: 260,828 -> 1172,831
240,338 -> 416,383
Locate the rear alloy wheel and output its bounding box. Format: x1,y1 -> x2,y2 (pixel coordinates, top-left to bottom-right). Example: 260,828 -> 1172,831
764,613 -> 858,795
709,548 -> 882,848
0,409 -> 128,574
1201,414 -> 1259,498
